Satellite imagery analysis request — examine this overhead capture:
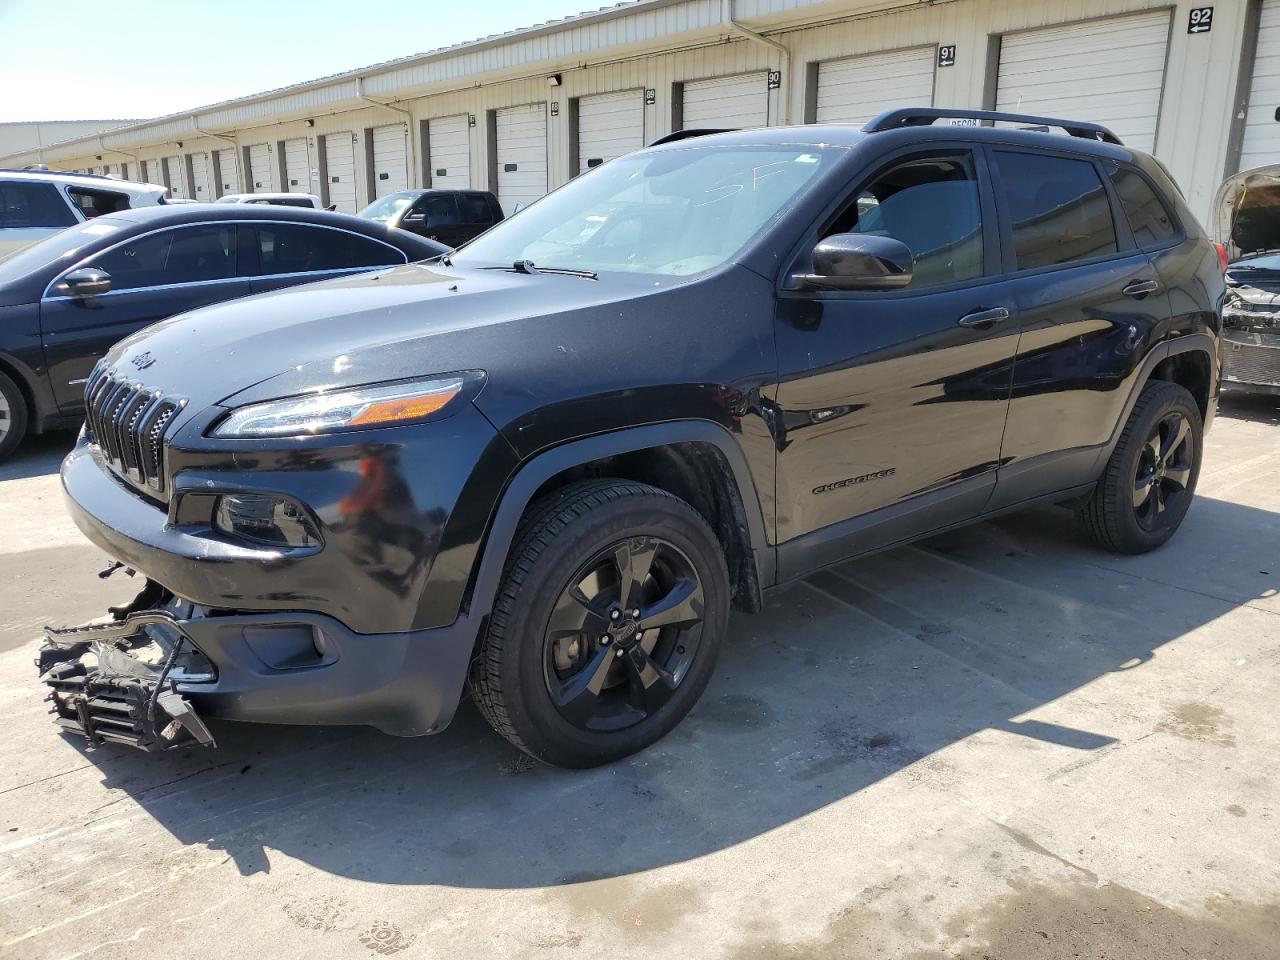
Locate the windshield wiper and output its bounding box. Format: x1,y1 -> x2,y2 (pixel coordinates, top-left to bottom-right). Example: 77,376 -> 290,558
480,260 -> 597,280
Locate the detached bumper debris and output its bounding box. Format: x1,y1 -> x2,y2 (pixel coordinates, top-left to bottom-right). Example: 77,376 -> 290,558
37,584 -> 216,752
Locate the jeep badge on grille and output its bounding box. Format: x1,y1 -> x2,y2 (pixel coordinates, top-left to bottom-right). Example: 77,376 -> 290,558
131,352 -> 156,371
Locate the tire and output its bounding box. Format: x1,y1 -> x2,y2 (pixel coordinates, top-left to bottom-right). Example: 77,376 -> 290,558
468,479 -> 730,768
0,369 -> 29,463
1077,380 -> 1203,554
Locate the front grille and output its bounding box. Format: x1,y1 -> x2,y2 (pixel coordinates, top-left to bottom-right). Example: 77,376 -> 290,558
83,367 -> 184,496
1222,332 -> 1280,388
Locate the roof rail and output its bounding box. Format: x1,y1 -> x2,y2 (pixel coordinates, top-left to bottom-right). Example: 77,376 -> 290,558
862,108 -> 1123,145
0,166 -> 116,179
648,128 -> 731,146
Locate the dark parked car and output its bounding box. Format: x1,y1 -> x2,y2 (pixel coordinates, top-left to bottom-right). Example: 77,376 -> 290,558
0,205 -> 444,459
40,109 -> 1222,768
358,189 -> 503,246
1213,164 -> 1280,394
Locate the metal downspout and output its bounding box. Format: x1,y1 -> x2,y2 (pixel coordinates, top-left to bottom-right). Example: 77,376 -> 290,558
721,0 -> 790,125
191,116 -> 243,196
355,76 -> 419,189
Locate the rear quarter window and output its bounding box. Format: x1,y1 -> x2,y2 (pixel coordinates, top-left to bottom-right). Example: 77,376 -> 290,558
1106,164 -> 1179,250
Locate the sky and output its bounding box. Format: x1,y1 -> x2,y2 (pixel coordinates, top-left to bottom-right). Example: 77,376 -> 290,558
0,0 -> 598,122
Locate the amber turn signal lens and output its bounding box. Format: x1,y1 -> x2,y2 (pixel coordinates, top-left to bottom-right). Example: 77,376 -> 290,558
348,389 -> 460,427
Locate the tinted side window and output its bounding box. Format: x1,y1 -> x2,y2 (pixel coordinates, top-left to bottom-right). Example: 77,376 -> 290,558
67,188 -> 131,219
87,226 -> 236,290
253,224 -> 403,276
994,151 -> 1118,270
459,194 -> 493,224
412,195 -> 458,225
831,154 -> 984,290
0,181 -> 77,228
1107,165 -> 1177,249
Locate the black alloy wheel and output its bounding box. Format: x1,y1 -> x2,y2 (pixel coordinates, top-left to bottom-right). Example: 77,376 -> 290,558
1133,411 -> 1194,531
543,536 -> 705,733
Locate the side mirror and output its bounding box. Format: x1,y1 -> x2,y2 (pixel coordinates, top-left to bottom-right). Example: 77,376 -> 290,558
798,234 -> 913,291
326,203 -> 337,212
60,267 -> 112,298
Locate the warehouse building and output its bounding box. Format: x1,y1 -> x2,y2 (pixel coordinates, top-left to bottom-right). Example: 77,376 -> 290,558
2,0 -> 1275,224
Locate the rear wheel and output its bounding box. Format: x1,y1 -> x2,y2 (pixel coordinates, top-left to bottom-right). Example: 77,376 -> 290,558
0,370 -> 28,463
1077,380 -> 1202,554
468,479 -> 729,768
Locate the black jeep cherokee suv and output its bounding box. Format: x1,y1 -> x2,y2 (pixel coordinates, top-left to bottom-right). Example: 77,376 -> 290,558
39,109 -> 1223,768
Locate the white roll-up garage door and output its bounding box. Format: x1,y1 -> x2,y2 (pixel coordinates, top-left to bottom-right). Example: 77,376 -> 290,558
996,11 -> 1170,152
428,115 -> 470,189
283,138 -> 311,194
1241,0 -> 1280,171
371,124 -> 409,199
214,150 -> 239,195
248,143 -> 273,193
682,73 -> 768,129
165,156 -> 187,198
189,153 -> 212,200
324,133 -> 357,213
496,103 -> 548,215
577,90 -> 645,174
816,48 -> 936,126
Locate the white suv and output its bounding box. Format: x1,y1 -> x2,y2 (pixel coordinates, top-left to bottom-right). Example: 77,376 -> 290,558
0,169 -> 167,256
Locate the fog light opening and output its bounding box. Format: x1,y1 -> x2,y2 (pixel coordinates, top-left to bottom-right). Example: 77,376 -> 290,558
213,494 -> 321,548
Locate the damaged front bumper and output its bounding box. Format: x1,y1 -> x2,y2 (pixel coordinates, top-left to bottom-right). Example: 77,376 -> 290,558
38,607 -> 217,752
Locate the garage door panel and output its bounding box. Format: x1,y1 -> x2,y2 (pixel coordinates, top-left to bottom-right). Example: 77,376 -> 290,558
372,124 -> 409,199
816,48 -> 935,125
496,104 -> 547,215
248,143 -> 273,193
165,156 -> 187,198
578,90 -> 644,172
996,11 -> 1170,152
429,115 -> 470,190
190,153 -> 212,200
215,149 -> 239,195
682,73 -> 768,129
283,138 -> 310,194
1242,0 -> 1280,170
324,133 -> 357,214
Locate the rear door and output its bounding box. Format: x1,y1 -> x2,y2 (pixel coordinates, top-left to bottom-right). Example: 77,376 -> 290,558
0,180 -> 78,257
986,147 -> 1171,509
245,222 -> 408,295
40,223 -> 246,410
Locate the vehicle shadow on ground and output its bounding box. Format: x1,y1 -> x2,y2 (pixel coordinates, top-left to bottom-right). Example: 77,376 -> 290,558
1,430 -> 77,482
1218,389 -> 1280,425
61,489 -> 1278,887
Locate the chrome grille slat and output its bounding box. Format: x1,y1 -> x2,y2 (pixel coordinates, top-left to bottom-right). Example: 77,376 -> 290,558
81,366 -> 184,498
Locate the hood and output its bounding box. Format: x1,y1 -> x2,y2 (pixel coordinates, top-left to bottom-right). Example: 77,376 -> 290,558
1213,164 -> 1280,261
102,263 -> 659,418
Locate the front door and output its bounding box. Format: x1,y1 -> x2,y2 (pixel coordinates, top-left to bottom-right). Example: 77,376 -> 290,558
401,194 -> 465,247
40,223 -> 246,410
773,148 -> 1020,579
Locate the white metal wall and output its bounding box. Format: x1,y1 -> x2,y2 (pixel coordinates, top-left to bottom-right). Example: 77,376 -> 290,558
324,133 -> 357,213
815,47 -> 935,125
682,72 -> 768,128
428,115 -> 470,189
495,103 -> 548,214
283,138 -> 311,193
1241,0 -> 1280,171
248,143 -> 273,192
371,124 -> 409,198
577,90 -> 645,173
995,11 -> 1171,153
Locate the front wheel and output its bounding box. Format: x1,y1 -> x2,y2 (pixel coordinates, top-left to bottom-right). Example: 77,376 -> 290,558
1077,380 -> 1203,554
0,370 -> 29,463
468,479 -> 729,768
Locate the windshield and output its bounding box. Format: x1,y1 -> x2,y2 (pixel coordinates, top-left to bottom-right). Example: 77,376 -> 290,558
1229,252 -> 1280,273
214,195 -> 240,204
0,218 -> 128,285
453,145 -> 833,277
360,192 -> 418,222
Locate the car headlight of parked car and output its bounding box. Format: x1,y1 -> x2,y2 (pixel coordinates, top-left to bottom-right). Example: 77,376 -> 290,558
211,373 -> 483,438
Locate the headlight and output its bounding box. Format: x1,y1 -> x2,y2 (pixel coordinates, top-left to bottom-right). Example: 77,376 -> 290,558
212,374 -> 480,438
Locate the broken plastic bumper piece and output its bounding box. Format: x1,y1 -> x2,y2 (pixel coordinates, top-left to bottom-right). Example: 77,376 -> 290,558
37,608 -> 216,752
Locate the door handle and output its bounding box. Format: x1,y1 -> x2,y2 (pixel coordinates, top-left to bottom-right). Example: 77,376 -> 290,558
957,306 -> 1011,329
1122,279 -> 1160,298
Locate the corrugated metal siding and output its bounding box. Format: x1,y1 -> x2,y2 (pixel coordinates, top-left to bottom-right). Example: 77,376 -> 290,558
682,72 -> 769,128
577,89 -> 645,171
371,124 -> 409,198
815,47 -> 935,125
1242,0 -> 1280,171
995,10 -> 1171,153
428,114 -> 472,189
